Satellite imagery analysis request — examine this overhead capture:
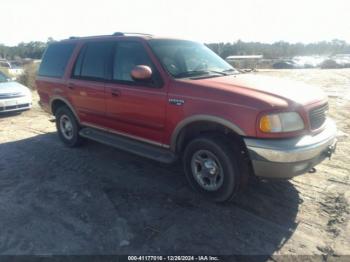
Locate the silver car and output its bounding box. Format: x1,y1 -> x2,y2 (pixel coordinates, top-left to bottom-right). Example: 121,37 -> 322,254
0,71 -> 32,113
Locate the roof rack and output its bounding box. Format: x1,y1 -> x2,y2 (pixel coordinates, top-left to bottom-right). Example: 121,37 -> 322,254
65,32 -> 153,41
112,32 -> 153,37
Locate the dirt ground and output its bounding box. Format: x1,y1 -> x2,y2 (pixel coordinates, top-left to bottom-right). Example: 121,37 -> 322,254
0,69 -> 349,257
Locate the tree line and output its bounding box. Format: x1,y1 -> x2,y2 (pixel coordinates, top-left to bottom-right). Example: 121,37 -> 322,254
0,38 -> 349,60
0,41 -> 46,60
207,39 -> 350,59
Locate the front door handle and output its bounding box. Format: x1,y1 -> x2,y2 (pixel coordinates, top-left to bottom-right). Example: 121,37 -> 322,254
111,89 -> 121,97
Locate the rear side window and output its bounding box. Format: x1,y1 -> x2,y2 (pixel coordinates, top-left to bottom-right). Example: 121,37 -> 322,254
72,41 -> 113,81
38,43 -> 76,78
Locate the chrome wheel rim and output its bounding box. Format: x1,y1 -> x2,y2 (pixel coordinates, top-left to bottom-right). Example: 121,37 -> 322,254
59,114 -> 74,140
191,149 -> 224,191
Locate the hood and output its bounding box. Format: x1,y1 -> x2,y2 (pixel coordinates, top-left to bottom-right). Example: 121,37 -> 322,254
0,81 -> 30,95
182,74 -> 327,107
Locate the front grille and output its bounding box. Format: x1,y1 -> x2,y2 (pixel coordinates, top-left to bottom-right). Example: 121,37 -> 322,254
309,103 -> 328,130
0,103 -> 30,112
0,93 -> 24,99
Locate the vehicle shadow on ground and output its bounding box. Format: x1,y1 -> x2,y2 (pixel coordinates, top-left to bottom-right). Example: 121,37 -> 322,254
0,111 -> 23,118
0,133 -> 300,256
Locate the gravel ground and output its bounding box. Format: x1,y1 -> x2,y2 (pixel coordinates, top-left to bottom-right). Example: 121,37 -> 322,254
0,69 -> 349,257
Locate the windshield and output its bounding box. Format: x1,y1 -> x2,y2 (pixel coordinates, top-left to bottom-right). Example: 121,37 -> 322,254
148,39 -> 238,78
0,71 -> 9,83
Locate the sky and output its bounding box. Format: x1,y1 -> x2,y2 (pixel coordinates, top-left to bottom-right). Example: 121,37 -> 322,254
1,0 -> 349,46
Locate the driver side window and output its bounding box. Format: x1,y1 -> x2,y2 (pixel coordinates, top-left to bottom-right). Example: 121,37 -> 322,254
113,41 -> 153,82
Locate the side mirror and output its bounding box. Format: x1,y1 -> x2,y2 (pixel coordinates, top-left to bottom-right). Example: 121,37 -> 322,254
130,65 -> 152,81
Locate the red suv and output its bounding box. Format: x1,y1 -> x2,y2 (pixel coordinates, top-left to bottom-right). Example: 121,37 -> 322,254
36,33 -> 337,202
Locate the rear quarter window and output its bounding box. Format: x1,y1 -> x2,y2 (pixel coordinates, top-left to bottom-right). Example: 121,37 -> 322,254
38,43 -> 76,78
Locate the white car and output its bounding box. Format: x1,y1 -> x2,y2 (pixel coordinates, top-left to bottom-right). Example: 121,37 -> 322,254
0,71 -> 32,113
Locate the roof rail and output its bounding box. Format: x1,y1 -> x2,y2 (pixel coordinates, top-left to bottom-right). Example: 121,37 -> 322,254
112,32 -> 153,37
113,32 -> 124,36
64,32 -> 153,41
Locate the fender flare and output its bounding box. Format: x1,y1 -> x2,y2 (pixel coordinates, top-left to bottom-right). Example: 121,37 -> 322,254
170,114 -> 246,151
50,96 -> 80,123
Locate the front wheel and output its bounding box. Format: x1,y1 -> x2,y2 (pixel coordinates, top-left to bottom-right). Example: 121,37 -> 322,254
55,106 -> 82,147
183,134 -> 248,202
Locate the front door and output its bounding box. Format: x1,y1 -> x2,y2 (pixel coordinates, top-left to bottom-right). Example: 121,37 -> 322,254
105,40 -> 167,145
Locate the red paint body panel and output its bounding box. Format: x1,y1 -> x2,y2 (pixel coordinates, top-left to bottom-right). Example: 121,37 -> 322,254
104,82 -> 167,143
67,79 -> 107,126
36,35 -> 329,149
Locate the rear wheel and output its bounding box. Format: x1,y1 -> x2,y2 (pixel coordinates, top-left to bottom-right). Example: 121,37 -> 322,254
183,134 -> 248,202
55,106 -> 82,147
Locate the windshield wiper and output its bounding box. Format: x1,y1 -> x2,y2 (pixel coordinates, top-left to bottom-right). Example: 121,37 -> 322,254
175,70 -> 227,78
222,68 -> 239,74
206,70 -> 228,75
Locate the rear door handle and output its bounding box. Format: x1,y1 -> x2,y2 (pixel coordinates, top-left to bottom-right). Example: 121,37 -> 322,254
111,89 -> 121,97
67,83 -> 75,89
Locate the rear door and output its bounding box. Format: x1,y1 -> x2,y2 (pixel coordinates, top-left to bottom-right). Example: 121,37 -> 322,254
68,41 -> 113,126
105,40 -> 167,145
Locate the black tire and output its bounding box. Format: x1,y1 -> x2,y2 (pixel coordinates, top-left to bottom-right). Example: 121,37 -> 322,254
55,106 -> 82,147
183,134 -> 248,202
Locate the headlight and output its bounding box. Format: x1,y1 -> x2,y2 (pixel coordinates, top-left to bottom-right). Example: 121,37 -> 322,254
259,112 -> 304,133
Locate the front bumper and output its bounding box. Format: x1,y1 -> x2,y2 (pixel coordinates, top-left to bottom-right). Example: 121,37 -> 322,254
0,95 -> 32,113
244,119 -> 337,178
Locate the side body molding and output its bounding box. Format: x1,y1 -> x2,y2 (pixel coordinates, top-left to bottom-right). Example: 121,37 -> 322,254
49,96 -> 80,123
170,114 -> 246,151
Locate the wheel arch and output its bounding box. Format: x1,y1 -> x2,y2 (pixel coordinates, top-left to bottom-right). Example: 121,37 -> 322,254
50,96 -> 80,123
170,115 -> 246,153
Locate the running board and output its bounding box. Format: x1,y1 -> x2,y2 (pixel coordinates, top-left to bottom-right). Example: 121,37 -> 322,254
79,127 -> 177,164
